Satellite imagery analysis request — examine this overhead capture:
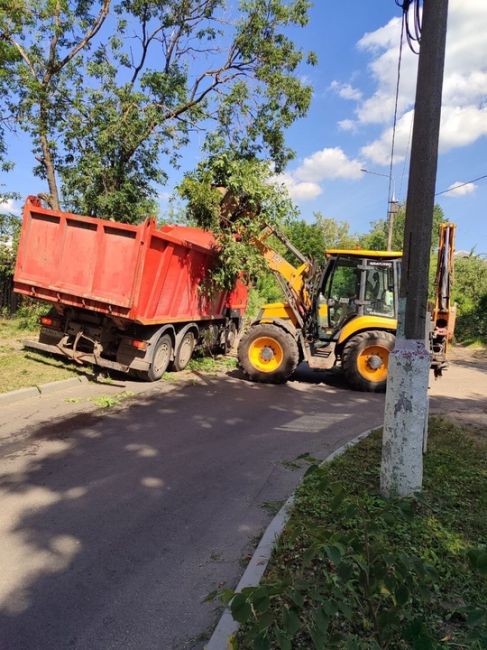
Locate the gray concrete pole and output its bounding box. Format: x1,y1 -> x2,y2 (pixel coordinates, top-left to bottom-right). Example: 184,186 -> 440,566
381,0 -> 449,497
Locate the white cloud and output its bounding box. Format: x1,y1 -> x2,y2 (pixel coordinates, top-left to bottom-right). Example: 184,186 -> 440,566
272,147 -> 362,202
360,109 -> 414,165
338,119 -> 357,132
295,147 -> 363,183
337,1 -> 487,164
443,181 -> 477,197
273,173 -> 322,201
439,105 -> 487,152
330,81 -> 362,101
0,199 -> 20,215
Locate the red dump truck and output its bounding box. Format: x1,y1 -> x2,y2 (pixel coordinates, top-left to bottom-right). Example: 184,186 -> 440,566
14,196 -> 248,380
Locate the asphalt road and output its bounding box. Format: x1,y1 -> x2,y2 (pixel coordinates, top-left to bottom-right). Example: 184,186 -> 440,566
0,365 -> 387,650
1,351 -> 485,650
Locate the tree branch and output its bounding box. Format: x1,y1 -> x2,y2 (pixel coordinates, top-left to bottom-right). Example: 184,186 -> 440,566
8,38 -> 37,79
52,0 -> 111,74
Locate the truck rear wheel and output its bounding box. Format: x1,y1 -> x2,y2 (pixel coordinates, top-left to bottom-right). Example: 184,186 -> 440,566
238,323 -> 299,384
170,331 -> 195,372
342,330 -> 395,392
145,333 -> 173,381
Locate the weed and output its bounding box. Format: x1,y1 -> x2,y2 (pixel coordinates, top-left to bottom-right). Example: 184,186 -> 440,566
93,391 -> 134,408
188,353 -> 237,373
210,551 -> 224,562
260,500 -> 284,516
223,417 -> 487,649
280,453 -> 318,471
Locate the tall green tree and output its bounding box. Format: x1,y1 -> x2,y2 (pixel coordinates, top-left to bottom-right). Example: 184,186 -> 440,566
360,203 -> 445,252
1,0 -> 315,221
282,214 -> 359,265
179,143 -> 298,289
0,0 -> 111,210
452,255 -> 487,342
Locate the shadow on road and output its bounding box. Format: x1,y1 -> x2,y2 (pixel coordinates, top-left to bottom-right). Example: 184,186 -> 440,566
0,373 -> 383,649
1,367 -> 484,649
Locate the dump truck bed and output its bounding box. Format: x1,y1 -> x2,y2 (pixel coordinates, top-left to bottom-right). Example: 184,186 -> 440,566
14,197 -> 247,323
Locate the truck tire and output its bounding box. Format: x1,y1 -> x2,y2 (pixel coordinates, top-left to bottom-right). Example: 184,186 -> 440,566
170,331 -> 195,372
222,321 -> 238,354
342,330 -> 395,392
238,323 -> 299,384
145,333 -> 173,381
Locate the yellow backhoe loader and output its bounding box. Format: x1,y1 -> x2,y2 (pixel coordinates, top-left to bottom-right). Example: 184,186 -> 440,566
237,223 -> 455,391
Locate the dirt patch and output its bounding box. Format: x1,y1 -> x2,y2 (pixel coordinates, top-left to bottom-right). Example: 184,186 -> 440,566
447,344 -> 487,368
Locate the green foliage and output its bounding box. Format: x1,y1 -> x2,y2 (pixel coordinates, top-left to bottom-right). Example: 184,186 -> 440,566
93,391 -> 134,408
283,220 -> 326,265
453,255 -> 487,343
11,301 -> 49,330
313,212 -> 360,250
1,0 -> 315,221
187,353 -> 237,373
223,418 -> 487,649
360,204 -> 445,252
0,208 -> 21,275
0,0 -> 111,209
179,146 -> 298,290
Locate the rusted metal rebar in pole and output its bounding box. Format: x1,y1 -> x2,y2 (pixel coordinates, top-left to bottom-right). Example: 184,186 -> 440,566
380,0 -> 449,497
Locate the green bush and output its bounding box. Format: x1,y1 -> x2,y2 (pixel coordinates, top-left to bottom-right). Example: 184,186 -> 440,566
453,256 -> 487,344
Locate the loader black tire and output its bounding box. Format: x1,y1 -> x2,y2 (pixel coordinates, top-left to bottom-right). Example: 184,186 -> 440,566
342,330 -> 395,392
238,323 -> 299,384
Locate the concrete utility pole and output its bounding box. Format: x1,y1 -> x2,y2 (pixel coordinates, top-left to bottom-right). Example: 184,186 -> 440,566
386,191 -> 399,252
360,169 -> 399,251
380,0 -> 449,497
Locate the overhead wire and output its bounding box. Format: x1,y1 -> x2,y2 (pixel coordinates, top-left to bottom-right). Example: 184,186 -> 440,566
387,14 -> 405,209
435,174 -> 487,197
390,0 -> 422,204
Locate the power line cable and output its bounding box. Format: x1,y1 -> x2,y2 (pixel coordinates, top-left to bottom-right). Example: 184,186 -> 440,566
387,14 -> 405,206
435,174 -> 487,196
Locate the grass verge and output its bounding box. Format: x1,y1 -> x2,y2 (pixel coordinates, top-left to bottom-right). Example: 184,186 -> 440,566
0,316 -> 239,393
225,417 -> 487,649
0,316 -> 91,393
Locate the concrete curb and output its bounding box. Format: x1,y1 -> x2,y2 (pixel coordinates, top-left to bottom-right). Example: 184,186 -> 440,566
205,426 -> 377,650
0,375 -> 89,405
0,386 -> 41,405
38,376 -> 88,394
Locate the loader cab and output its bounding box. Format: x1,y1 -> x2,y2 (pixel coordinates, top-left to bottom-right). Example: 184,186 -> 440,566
317,250 -> 402,341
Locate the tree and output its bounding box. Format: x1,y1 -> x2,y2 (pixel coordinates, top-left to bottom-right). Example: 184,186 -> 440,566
360,203 -> 445,252
281,214 -> 359,266
0,0 -> 111,210
453,255 -> 487,342
283,219 -> 326,264
313,212 -> 359,250
1,1 -> 315,221
179,144 -> 298,289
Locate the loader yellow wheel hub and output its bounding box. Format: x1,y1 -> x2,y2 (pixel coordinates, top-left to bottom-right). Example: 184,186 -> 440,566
357,345 -> 389,382
248,336 -> 284,373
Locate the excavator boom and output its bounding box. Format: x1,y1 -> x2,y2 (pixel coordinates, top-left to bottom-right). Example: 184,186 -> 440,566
253,226 -> 314,327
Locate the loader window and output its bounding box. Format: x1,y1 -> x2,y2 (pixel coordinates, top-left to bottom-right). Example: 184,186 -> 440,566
325,259 -> 361,329
364,265 -> 395,316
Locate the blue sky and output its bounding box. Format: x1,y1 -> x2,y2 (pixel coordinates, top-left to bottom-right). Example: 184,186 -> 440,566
1,0 -> 486,254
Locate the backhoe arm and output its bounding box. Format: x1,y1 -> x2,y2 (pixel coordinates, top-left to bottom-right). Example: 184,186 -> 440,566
254,227 -> 314,327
